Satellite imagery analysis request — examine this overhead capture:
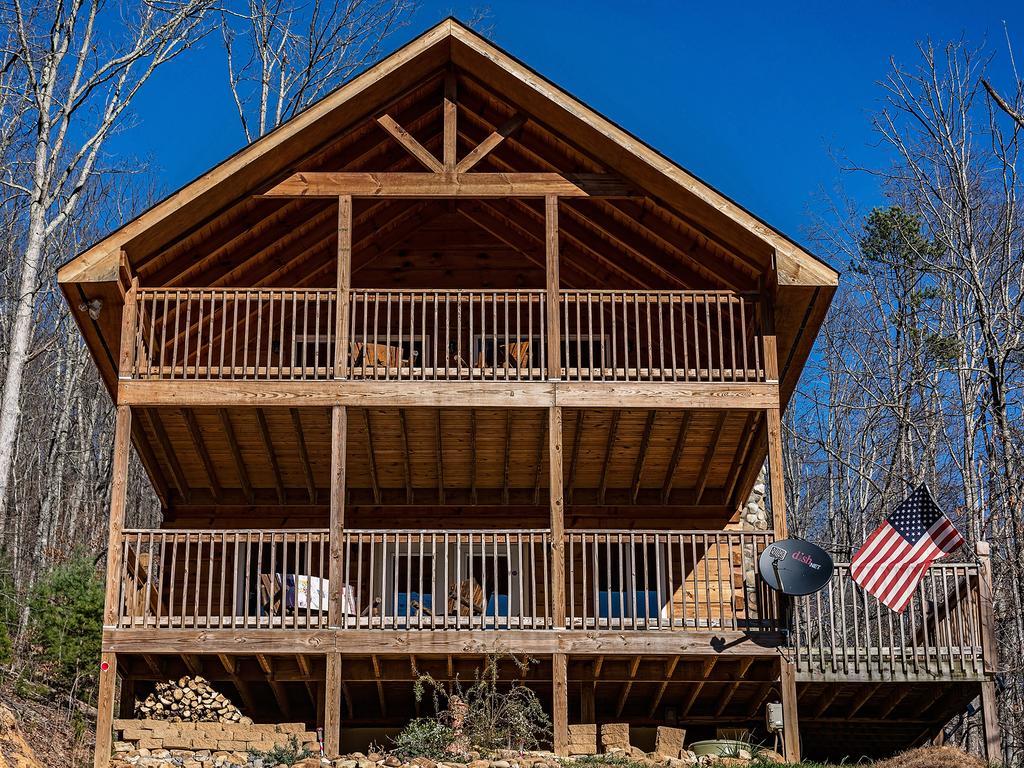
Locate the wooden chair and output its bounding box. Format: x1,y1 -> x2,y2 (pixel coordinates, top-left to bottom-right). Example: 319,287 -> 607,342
259,574 -> 282,618
502,341 -> 531,370
447,578 -> 485,614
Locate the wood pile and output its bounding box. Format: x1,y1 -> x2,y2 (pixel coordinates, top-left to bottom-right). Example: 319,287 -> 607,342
135,676 -> 252,724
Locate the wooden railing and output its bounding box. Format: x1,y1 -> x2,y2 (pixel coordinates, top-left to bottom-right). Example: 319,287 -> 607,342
118,529 -> 330,629
344,290 -> 547,381
127,288 -> 338,380
336,529 -> 552,630
559,290 -> 765,382
791,561 -> 986,680
123,287 -> 767,383
564,530 -> 780,631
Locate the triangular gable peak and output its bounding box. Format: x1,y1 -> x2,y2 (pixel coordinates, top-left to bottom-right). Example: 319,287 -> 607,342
59,18 -> 836,398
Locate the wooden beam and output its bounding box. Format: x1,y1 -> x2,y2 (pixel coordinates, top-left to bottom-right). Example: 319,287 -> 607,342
255,409 -> 285,504
546,195 -> 561,378
765,408 -> 786,537
549,408 -> 566,629
436,409 -> 446,505
647,659 -> 679,720
682,658 -> 716,717
360,408 -> 381,504
780,659 -> 800,763
146,408 -> 189,503
336,195 -> 352,378
329,406 -> 347,626
182,654 -> 203,676
263,172 -> 635,199
694,412 -> 727,504
103,406 -> 132,628
94,652 -> 117,768
631,411 -> 657,503
846,683 -> 880,718
565,411 -> 582,505
130,417 -> 170,509
399,408 -> 413,504
469,409 -> 478,504
456,114 -> 526,173
662,412 -> 692,504
552,652 -> 568,757
615,657 -> 642,717
291,408 -> 317,504
443,70 -> 457,171
813,686 -> 841,718
532,413 -> 547,506
325,653 -> 342,758
257,654 -> 293,719
377,115 -> 444,173
219,654 -> 257,714
598,410 -> 621,505
371,654 -> 387,716
181,410 -> 221,502
981,679 -> 1002,764
502,410 -> 511,505
219,409 -> 253,504
715,657 -> 754,717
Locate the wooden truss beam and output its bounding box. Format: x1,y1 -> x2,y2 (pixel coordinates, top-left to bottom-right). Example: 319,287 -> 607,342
262,172 -> 635,199
377,115 -> 445,173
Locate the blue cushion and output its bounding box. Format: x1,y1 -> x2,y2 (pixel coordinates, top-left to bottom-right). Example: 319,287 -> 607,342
485,593 -> 509,617
598,591 -> 660,619
395,592 -> 432,615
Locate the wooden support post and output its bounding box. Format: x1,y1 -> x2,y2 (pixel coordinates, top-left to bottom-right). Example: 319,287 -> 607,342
765,409 -> 786,538
443,69 -> 457,171
780,659 -> 800,763
553,652 -> 568,757
117,278 -> 139,378
336,195 -> 352,378
581,660 -> 596,723
94,653 -> 117,768
977,542 -> 1002,763
329,406 -> 347,626
545,195 -> 561,380
549,407 -> 565,628
325,654 -> 343,758
760,286 -> 786,538
981,680 -> 1002,764
977,541 -> 998,674
118,677 -> 136,718
103,405 -> 132,628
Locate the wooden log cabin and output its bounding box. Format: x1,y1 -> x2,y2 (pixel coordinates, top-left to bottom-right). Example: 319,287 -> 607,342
58,19 -> 1000,766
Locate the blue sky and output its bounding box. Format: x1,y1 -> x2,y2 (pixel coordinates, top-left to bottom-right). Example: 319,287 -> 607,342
111,0 -> 1024,250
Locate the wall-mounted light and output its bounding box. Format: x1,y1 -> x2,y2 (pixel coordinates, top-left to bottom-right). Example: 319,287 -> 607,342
78,298 -> 103,320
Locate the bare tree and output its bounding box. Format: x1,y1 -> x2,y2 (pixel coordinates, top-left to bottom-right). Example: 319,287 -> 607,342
221,0 -> 416,141
0,0 -> 214,534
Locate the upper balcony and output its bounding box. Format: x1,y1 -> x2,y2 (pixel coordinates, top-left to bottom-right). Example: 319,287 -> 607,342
119,287 -> 769,395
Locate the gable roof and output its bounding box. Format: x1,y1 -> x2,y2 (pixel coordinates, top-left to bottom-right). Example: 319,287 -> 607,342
58,18 -> 837,405
58,17 -> 836,288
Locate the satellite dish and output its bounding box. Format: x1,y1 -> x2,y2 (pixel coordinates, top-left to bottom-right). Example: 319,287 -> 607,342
758,539 -> 834,596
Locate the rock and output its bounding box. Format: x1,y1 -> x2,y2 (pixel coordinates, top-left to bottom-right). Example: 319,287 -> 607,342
654,726 -> 686,758
600,723 -> 631,752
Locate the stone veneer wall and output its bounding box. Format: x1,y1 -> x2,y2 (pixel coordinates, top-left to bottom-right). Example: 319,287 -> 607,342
113,719 -> 319,752
740,465 -> 771,617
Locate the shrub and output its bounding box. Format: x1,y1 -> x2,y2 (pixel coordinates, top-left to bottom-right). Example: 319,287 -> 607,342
249,736 -> 314,766
391,717 -> 456,760
399,654 -> 551,757
28,555 -> 104,693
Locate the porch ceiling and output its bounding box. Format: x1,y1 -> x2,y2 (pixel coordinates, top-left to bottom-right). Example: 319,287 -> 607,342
135,406 -> 757,523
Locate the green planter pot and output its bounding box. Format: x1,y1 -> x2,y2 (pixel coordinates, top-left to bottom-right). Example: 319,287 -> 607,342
688,740 -> 754,758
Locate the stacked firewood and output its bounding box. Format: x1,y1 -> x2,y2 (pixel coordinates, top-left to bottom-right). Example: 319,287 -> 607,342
136,676 -> 252,724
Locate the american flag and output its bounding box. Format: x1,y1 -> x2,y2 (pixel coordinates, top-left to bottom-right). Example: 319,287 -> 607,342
850,485 -> 965,612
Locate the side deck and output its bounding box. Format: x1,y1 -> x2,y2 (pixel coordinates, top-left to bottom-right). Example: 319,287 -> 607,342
111,525 -> 991,685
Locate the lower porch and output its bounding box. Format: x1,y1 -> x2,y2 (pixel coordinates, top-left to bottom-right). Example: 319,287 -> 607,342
105,647 -> 990,762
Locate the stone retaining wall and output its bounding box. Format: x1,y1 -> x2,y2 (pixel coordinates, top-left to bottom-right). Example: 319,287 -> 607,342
112,719 -> 319,752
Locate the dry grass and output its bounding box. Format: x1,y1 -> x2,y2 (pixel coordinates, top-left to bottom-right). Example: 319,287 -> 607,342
873,746 -> 988,768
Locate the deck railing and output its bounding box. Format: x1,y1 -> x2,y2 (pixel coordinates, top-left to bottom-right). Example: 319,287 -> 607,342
344,290 -> 547,381
564,530 -> 780,631
127,288 -> 338,380
559,291 -> 765,382
118,529 -> 330,629
791,561 -> 986,680
336,529 -> 553,630
124,287 -> 767,383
